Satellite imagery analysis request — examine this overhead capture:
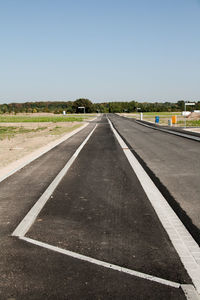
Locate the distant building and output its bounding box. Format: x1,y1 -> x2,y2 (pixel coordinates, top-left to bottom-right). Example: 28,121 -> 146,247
182,111 -> 191,116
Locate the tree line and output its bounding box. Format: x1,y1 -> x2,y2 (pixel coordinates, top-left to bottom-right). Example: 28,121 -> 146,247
0,99 -> 199,114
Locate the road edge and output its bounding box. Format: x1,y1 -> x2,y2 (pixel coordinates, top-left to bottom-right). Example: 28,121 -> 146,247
0,121 -> 95,183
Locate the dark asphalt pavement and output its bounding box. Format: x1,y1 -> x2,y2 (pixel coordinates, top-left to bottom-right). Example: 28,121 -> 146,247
0,115 -> 193,299
109,114 -> 200,245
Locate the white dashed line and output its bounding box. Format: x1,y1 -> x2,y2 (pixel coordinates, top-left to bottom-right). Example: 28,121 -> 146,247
108,117 -> 200,295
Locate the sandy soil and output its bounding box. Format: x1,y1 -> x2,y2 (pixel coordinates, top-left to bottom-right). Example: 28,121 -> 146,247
0,122 -> 83,169
187,112 -> 200,120
184,127 -> 200,133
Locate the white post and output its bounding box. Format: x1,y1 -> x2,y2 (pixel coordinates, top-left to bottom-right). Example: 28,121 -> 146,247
184,103 -> 186,128
168,119 -> 172,126
184,102 -> 195,128
78,106 -> 85,114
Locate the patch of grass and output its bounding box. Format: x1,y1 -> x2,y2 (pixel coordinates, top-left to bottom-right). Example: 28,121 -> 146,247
142,112 -> 181,116
63,114 -> 96,117
0,126 -> 17,140
177,120 -> 200,127
0,126 -> 19,140
17,126 -> 47,134
0,115 -> 87,123
124,112 -> 181,118
0,126 -> 47,140
50,124 -> 81,135
0,126 -> 17,133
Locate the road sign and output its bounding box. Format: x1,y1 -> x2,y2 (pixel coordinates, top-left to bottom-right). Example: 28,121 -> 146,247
185,103 -> 195,106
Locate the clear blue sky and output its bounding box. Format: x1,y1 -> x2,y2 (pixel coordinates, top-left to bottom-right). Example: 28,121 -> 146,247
0,0 -> 200,103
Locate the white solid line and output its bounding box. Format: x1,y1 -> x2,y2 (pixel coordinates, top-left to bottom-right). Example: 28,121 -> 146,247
20,236 -> 180,289
12,124 -> 97,238
107,117 -> 200,294
0,122 -> 91,183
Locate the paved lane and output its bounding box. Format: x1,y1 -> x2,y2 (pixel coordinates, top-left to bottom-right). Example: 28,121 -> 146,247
0,115 -> 193,299
0,121 -> 96,234
109,114 -> 200,244
25,116 -> 190,298
1,238 -> 186,300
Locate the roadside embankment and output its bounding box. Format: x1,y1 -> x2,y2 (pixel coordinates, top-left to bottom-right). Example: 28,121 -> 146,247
0,122 -> 89,182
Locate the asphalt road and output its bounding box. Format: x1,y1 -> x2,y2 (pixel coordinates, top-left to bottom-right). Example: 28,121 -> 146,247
0,115 -> 197,299
109,114 -> 200,244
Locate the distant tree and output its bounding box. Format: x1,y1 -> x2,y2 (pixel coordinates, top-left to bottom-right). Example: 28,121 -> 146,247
128,101 -> 137,112
73,99 -> 94,113
196,102 -> 200,110
177,100 -> 185,111
0,99 -> 189,114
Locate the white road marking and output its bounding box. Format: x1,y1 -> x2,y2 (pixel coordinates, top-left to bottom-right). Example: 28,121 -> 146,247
12,124 -> 97,237
20,236 -> 180,289
181,285 -> 200,300
108,117 -> 200,295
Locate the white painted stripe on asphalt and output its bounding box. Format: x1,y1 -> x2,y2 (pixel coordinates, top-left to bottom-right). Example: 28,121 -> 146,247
12,124 -> 97,238
108,117 -> 200,294
181,285 -> 200,300
20,236 -> 180,289
0,122 -> 90,183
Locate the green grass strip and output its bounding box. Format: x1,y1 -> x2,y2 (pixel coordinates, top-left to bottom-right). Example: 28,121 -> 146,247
178,120 -> 200,126
0,116 -> 86,123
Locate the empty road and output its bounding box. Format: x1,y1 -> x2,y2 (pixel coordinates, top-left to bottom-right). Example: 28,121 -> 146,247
0,115 -> 199,299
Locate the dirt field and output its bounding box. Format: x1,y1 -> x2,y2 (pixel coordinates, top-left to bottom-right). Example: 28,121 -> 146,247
119,112 -> 200,128
0,122 -> 83,169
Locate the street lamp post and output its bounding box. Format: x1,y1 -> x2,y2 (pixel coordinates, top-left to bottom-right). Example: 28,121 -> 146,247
137,107 -> 142,120
184,102 -> 195,128
78,106 -> 85,114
